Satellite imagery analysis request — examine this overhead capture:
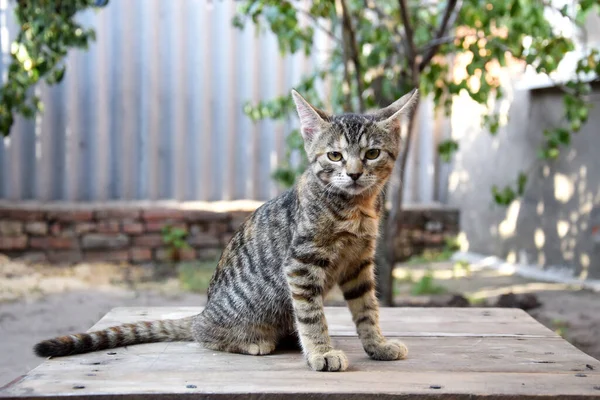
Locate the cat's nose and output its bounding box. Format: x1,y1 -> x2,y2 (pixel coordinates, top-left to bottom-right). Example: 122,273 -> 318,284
347,172 -> 362,181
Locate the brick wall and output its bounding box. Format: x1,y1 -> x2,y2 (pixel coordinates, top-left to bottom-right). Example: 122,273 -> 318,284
0,202 -> 458,264
393,205 -> 460,261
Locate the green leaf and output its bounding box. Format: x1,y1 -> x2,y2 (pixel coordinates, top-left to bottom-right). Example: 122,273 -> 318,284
547,148 -> 560,159
556,129 -> 570,145
230,0 -> 593,200
438,140 -> 459,163
1,1 -> 103,136
19,104 -> 34,118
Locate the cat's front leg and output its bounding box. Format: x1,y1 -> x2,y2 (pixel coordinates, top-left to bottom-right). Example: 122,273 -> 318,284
285,254 -> 348,372
338,258 -> 408,361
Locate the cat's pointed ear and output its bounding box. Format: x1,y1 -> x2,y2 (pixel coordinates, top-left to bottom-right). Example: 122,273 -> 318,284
291,90 -> 330,143
374,89 -> 419,135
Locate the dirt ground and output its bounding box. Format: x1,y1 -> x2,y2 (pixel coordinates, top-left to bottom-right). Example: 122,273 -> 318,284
1,256 -> 599,387
0,257 -> 208,386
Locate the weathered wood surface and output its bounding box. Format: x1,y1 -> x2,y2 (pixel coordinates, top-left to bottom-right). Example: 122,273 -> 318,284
1,307 -> 599,399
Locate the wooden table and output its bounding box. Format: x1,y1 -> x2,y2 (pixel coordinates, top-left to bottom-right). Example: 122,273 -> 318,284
1,307 -> 599,399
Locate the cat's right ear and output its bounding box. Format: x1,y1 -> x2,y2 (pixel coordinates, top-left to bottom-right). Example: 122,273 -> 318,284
291,90 -> 330,143
374,89 -> 419,138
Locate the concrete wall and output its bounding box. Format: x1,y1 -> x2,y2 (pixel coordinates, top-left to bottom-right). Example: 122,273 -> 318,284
447,83 -> 600,280
446,9 -> 600,280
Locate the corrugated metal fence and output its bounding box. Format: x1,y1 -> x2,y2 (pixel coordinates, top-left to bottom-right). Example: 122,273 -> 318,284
0,0 -> 446,203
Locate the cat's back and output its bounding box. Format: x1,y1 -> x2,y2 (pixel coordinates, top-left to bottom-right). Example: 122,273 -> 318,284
206,188 -> 299,298
252,186 -> 299,240
228,186 -> 299,254
200,188 -> 299,334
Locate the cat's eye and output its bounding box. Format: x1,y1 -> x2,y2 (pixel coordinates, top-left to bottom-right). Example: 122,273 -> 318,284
365,149 -> 381,160
327,152 -> 343,162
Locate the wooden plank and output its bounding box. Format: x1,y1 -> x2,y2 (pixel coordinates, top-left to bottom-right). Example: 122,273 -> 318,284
2,354 -> 599,399
2,369 -> 600,399
15,336 -> 597,375
90,307 -> 559,338
2,308 -> 599,400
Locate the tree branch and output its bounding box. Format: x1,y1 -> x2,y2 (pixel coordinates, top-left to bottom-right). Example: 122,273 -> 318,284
335,0 -> 353,112
419,0 -> 460,72
340,0 -> 365,112
383,98 -> 420,305
363,0 -> 406,56
398,0 -> 417,66
419,35 -> 460,51
341,56 -> 353,112
297,9 -> 343,45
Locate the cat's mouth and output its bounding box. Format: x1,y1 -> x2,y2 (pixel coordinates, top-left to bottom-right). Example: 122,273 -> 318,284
329,179 -> 372,195
344,181 -> 368,194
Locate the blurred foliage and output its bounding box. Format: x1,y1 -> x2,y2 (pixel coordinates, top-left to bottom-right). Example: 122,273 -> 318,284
161,225 -> 191,262
405,236 -> 461,264
178,260 -> 219,294
234,0 -> 600,206
0,0 -> 109,137
410,270 -> 447,295
452,260 -> 472,278
551,318 -> 570,338
492,171 -> 528,206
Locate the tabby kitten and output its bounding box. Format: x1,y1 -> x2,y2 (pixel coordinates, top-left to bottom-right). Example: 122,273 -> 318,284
34,88 -> 419,372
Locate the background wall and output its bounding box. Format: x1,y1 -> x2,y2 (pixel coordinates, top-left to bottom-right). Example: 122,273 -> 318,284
0,0 -> 306,202
446,10 -> 600,279
448,83 -> 600,280
0,201 -> 458,264
0,0 -> 445,204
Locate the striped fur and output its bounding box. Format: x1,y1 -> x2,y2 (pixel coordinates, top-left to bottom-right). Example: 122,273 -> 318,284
33,89 -> 419,371
34,317 -> 194,357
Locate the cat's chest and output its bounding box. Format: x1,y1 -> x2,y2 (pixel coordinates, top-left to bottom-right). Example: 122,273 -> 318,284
315,207 -> 379,261
340,218 -> 377,238
337,206 -> 379,238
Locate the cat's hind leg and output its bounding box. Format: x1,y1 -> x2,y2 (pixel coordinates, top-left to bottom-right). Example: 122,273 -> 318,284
203,337 -> 277,356
192,313 -> 277,356
199,339 -> 276,356
236,341 -> 277,356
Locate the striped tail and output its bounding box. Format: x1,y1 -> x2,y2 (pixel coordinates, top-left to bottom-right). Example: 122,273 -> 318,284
33,316 -> 195,358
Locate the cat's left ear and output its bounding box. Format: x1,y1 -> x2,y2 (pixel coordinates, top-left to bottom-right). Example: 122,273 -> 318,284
291,90 -> 330,143
375,89 -> 419,136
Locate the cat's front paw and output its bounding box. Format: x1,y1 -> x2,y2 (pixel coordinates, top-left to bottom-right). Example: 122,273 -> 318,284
308,349 -> 349,372
366,340 -> 408,361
